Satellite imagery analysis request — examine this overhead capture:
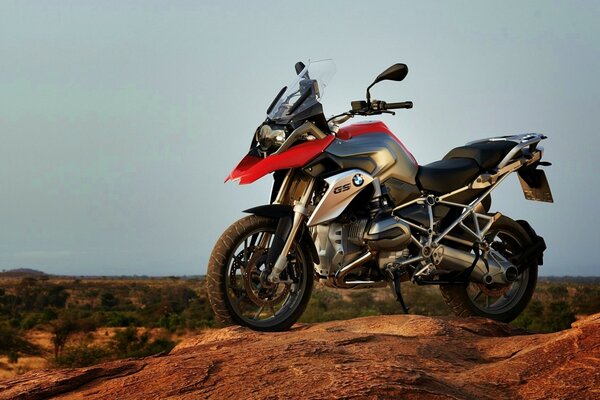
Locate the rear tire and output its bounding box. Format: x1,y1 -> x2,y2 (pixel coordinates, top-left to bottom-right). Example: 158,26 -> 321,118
440,215 -> 538,323
207,215 -> 314,332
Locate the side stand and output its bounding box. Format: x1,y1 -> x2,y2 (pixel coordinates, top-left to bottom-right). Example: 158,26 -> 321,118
392,271 -> 409,314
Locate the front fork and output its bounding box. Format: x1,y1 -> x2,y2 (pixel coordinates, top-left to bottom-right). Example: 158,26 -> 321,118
267,174 -> 315,283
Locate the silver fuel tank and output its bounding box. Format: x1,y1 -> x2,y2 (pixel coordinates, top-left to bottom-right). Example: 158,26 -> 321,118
325,122 -> 418,185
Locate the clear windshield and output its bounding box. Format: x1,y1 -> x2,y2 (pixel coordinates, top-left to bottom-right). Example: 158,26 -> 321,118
267,59 -> 336,123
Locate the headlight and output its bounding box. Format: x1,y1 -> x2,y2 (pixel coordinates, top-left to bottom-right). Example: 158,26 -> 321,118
257,125 -> 286,150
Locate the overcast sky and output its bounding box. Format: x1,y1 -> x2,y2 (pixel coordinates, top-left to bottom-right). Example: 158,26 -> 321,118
0,1 -> 598,276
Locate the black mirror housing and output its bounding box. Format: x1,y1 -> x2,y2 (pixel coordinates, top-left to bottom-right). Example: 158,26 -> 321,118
373,63 -> 408,84
295,62 -> 306,75
366,63 -> 409,103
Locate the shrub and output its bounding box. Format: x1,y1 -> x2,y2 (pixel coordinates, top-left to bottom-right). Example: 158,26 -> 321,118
54,344 -> 111,368
42,308 -> 58,322
0,322 -> 39,361
100,292 -> 118,309
111,327 -> 175,358
20,313 -> 40,330
513,300 -> 576,333
104,312 -> 140,327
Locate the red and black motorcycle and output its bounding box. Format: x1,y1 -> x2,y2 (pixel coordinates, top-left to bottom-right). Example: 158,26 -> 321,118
207,60 -> 552,331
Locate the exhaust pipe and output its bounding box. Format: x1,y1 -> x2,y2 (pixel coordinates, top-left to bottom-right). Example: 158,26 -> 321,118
436,245 -> 516,285
504,265 -> 519,282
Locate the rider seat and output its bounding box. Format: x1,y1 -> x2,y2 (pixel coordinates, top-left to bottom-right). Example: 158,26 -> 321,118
443,140 -> 518,170
417,158 -> 480,193
417,140 -> 518,193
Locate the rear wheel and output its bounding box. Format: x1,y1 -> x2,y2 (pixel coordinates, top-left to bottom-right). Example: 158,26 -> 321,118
207,215 -> 314,331
440,215 -> 538,322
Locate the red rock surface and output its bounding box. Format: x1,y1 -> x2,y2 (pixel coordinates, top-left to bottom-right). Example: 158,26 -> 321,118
1,313 -> 598,400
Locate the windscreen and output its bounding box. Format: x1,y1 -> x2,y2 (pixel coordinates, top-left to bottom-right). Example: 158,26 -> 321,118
267,59 -> 336,123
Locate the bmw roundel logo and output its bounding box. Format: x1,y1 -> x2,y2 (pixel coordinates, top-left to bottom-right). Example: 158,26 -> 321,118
352,174 -> 364,187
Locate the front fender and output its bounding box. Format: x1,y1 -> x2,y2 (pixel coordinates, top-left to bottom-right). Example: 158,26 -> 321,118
244,205 -> 319,265
226,136 -> 334,184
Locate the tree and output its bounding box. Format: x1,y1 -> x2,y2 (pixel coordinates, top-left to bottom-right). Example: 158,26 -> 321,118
50,313 -> 96,358
101,292 -> 118,309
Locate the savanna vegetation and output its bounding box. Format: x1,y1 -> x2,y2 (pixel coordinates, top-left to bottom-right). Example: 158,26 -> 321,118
300,277 -> 600,334
0,271 -> 598,378
0,275 -> 207,376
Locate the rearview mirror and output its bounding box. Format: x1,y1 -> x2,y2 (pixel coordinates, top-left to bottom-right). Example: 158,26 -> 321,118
295,61 -> 306,75
366,63 -> 408,102
373,63 -> 408,85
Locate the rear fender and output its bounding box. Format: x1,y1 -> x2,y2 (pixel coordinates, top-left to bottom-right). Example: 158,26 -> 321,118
516,220 -> 546,266
244,205 -> 319,265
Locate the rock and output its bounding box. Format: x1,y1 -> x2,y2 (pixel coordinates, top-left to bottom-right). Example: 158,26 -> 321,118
1,314 -> 598,400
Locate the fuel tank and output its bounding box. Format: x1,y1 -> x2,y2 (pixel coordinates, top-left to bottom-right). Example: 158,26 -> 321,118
304,121 -> 419,188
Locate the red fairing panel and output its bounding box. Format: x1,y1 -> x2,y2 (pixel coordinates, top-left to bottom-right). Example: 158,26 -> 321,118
226,135 -> 335,184
337,121 -> 417,165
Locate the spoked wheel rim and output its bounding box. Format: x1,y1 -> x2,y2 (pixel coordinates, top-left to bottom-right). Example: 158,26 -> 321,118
224,226 -> 309,328
466,229 -> 530,315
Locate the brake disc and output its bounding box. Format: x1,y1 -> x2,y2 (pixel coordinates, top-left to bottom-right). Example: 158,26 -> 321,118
242,252 -> 290,307
229,252 -> 249,298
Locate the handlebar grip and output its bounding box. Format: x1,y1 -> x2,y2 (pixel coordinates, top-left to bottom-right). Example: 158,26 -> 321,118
384,101 -> 413,109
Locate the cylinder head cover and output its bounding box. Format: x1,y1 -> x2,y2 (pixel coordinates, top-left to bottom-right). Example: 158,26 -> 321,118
364,216 -> 411,250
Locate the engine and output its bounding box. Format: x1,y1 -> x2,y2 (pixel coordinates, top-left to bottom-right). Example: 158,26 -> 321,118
312,214 -> 412,278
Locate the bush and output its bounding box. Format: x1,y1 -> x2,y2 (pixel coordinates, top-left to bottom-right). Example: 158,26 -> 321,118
181,298 -> 214,329
101,292 -> 118,309
513,300 -> 576,333
8,351 -> 18,364
42,308 -> 58,322
54,344 -> 111,368
53,328 -> 177,367
0,322 -> 39,361
545,301 -> 576,332
20,313 -> 40,330
104,312 -> 140,327
111,327 -> 175,358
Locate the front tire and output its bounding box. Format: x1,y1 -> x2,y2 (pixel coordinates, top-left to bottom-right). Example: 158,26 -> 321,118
440,215 -> 538,323
207,215 -> 314,332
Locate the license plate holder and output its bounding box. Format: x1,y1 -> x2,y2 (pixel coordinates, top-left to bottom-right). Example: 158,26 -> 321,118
518,169 -> 554,203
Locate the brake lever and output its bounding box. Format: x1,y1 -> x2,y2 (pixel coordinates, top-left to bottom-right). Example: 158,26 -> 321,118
362,110 -> 395,116
329,113 -> 353,125
347,108 -> 395,117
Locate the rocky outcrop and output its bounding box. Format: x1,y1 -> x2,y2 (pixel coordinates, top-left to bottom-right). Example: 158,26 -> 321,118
1,313 -> 598,400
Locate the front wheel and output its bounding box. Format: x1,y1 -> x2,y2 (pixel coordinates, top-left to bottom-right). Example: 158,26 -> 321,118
207,215 -> 314,332
440,215 -> 538,323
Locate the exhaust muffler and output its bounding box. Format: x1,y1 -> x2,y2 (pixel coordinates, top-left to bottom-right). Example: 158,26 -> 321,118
436,245 -> 517,285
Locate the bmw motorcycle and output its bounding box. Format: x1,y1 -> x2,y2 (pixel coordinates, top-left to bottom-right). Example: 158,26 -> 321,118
207,60 -> 552,331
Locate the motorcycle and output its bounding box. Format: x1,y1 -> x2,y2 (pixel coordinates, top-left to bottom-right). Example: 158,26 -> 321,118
207,60 -> 552,331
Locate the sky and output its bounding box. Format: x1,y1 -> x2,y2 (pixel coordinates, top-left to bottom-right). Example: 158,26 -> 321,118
0,1 -> 598,276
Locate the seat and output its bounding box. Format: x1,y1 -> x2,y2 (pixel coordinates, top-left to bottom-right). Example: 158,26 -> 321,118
417,158 -> 480,193
443,140 -> 517,170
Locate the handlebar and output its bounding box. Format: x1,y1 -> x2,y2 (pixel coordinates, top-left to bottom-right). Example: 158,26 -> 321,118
328,99 -> 413,126
383,101 -> 413,110
349,100 -> 413,116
